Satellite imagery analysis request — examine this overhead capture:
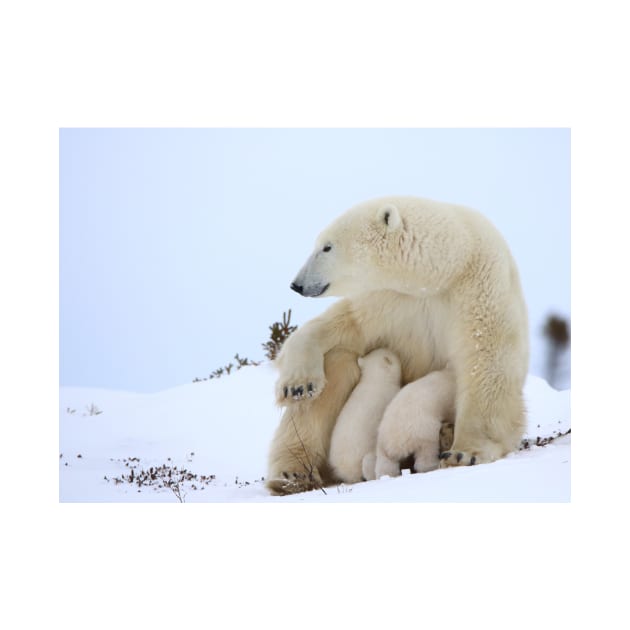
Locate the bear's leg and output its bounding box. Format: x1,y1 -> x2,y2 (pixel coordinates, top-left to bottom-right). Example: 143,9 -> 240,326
274,298 -> 364,404
266,348 -> 361,495
361,452 -> 377,481
374,451 -> 402,479
412,440 -> 440,473
439,386 -> 526,467
377,425 -> 441,475
440,290 -> 528,467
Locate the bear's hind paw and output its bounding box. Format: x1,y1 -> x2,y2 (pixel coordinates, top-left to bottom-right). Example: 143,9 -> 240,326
438,450 -> 479,467
266,470 -> 326,496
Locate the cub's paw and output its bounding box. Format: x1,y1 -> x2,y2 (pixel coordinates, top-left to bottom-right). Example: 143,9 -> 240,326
266,469 -> 325,496
438,450 -> 479,467
275,373 -> 326,404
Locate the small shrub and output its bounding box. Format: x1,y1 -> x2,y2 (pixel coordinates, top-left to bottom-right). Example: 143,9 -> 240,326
104,456 -> 218,503
193,310 -> 297,382
193,353 -> 262,382
262,309 -> 297,361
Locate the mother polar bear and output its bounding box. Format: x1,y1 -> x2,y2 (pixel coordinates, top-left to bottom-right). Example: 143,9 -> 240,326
266,195 -> 529,495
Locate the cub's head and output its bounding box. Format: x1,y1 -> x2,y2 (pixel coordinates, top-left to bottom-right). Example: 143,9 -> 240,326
358,348 -> 402,383
290,200 -> 403,298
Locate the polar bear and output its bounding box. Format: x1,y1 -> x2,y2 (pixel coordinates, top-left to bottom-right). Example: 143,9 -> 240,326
366,368 -> 456,480
329,348 -> 402,484
267,195 -> 528,495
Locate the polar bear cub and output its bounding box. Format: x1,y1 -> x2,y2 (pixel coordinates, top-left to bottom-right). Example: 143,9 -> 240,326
329,348 -> 402,484
367,368 -> 456,480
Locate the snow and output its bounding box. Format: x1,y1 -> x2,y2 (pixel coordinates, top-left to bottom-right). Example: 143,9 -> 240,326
59,364 -> 570,502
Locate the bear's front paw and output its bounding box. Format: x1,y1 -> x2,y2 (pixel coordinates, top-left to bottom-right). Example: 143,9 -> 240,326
275,372 -> 326,404
438,450 -> 479,467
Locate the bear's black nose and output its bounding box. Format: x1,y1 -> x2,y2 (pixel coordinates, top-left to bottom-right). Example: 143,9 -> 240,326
290,282 -> 304,295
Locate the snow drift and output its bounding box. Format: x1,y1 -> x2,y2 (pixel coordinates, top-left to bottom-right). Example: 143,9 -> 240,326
59,365 -> 570,502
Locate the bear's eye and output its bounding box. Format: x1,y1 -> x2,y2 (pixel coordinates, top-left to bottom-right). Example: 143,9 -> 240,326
322,244 -> 332,253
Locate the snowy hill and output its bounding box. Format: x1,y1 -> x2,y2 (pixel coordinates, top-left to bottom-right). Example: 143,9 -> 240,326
59,364 -> 570,502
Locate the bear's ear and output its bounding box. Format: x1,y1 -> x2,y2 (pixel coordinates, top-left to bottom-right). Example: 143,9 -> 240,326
376,204 -> 401,231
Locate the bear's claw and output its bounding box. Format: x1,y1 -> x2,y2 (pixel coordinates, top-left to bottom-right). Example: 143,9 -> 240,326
276,377 -> 325,403
439,451 -> 478,467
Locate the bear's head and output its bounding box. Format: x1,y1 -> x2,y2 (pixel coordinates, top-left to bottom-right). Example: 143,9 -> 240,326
290,200 -> 405,298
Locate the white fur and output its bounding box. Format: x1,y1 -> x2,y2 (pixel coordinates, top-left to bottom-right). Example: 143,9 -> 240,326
371,368 -> 456,479
329,349 -> 401,484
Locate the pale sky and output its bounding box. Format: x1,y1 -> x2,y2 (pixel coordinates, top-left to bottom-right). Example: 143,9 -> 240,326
60,128 -> 570,392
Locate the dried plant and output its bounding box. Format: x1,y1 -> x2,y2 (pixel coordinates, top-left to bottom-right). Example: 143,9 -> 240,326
262,309 -> 297,361
193,310 -> 297,382
193,353 -> 262,383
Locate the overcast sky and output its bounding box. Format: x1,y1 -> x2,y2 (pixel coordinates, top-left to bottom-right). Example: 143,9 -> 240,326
60,128 -> 570,392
